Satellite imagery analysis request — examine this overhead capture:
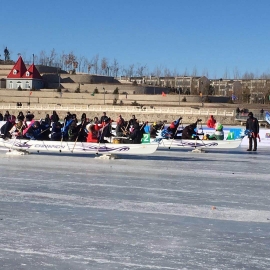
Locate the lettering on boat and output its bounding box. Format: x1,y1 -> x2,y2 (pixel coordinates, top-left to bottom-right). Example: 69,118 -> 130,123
34,144 -> 65,149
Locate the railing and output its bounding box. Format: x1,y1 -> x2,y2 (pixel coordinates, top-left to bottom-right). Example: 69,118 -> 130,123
235,113 -> 266,121
0,103 -> 235,116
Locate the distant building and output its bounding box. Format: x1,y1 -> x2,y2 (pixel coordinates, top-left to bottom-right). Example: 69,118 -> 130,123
6,56 -> 43,90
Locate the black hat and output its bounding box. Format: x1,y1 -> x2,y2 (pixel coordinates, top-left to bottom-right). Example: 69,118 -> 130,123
248,112 -> 253,117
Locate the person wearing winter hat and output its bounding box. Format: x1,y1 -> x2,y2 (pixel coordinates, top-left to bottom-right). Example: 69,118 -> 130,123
206,122 -> 224,140
0,115 -> 16,139
206,115 -> 216,128
246,111 -> 259,151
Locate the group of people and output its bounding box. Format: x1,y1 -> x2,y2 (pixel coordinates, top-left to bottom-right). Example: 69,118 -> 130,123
0,109 -> 261,151
207,112 -> 260,151
0,110 -> 60,141
159,115 -> 224,141
0,110 -> 225,143
0,111 -> 148,145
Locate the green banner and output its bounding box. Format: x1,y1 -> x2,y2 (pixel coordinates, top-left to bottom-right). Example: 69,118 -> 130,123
141,133 -> 150,143
226,131 -> 234,140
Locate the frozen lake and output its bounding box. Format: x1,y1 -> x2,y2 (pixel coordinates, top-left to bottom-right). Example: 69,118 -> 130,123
0,147 -> 270,269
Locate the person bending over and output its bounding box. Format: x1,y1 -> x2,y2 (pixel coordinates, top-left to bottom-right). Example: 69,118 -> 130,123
182,119 -> 203,140
122,122 -> 143,144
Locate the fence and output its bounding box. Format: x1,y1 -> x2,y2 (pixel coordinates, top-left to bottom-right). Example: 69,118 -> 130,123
0,103 -> 235,117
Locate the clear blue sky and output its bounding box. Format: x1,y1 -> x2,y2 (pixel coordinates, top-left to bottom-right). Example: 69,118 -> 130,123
1,0 -> 270,79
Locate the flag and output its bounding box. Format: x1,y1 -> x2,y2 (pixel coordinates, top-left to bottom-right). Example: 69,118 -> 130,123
29,91 -> 32,96
162,91 -> 166,97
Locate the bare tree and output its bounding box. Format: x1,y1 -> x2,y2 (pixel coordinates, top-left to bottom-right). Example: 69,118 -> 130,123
153,66 -> 162,78
172,68 -> 179,77
223,68 -> 230,79
202,68 -> 208,78
260,73 -> 270,79
48,48 -> 57,66
233,67 -> 240,79
101,57 -> 108,75
111,59 -> 119,77
77,56 -> 84,72
92,54 -> 99,74
125,64 -> 135,78
192,66 -> 197,77
242,72 -> 255,79
183,68 -> 189,76
39,50 -> 47,65
152,66 -> 163,86
63,52 -> 76,71
136,64 -> 147,77
164,67 -> 171,77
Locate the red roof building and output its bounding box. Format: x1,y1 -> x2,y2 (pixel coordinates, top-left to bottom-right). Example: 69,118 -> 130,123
22,64 -> 43,80
7,56 -> 27,79
6,56 -> 43,90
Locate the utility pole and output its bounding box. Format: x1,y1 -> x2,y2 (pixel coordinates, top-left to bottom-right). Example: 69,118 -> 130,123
219,78 -> 223,95
103,87 -> 105,105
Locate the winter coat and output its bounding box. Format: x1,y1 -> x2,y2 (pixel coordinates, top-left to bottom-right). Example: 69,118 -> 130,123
181,123 -> 197,140
246,117 -> 259,135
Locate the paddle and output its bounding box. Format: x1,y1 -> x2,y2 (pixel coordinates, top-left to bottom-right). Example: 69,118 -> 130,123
21,126 -> 51,145
193,119 -> 206,149
71,120 -> 85,153
59,131 -> 64,152
96,125 -> 105,155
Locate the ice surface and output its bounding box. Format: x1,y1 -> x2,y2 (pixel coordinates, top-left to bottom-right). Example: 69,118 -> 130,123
0,147 -> 270,269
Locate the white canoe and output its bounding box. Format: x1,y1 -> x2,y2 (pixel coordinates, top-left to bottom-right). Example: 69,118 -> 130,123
0,138 -> 158,155
154,138 -> 242,149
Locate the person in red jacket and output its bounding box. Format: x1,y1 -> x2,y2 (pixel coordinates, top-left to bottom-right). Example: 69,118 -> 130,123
206,115 -> 216,128
86,124 -> 102,143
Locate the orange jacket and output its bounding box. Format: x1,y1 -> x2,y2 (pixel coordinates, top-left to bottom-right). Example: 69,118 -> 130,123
87,124 -> 102,143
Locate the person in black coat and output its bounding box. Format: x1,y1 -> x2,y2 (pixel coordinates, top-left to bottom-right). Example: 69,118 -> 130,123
100,112 -> 107,123
129,115 -> 137,127
99,118 -> 114,143
181,119 -> 203,140
0,115 -> 16,139
246,112 -> 259,151
50,122 -> 62,141
17,111 -> 25,121
122,122 -> 143,144
3,111 -> 10,121
25,111 -> 34,121
50,110 -> 59,123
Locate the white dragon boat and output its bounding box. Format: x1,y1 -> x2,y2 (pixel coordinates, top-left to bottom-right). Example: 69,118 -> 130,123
0,138 -> 158,156
155,138 -> 242,149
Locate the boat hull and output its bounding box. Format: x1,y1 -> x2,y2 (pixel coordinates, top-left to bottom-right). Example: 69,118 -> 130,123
154,138 -> 242,149
0,139 -> 158,155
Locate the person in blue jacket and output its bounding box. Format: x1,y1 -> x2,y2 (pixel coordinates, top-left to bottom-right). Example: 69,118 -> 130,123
161,117 -> 182,139
25,121 -> 42,140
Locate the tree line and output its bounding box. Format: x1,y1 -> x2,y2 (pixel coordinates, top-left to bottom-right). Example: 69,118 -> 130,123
2,47 -> 270,80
